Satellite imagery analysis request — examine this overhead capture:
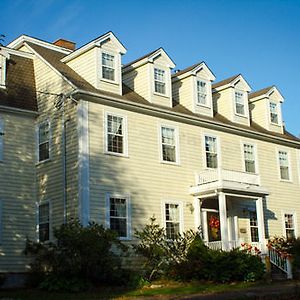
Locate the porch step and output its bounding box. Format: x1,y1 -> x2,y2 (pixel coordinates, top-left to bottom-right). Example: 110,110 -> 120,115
271,263 -> 288,281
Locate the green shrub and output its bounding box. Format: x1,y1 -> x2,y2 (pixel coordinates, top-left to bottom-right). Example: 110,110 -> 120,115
25,219 -> 128,291
290,238 -> 300,279
133,216 -> 196,281
134,218 -> 265,283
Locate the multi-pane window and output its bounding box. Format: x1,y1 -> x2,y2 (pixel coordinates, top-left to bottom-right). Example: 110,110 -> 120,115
243,144 -> 256,173
154,68 -> 166,95
0,117 -> 3,161
165,203 -> 180,240
270,102 -> 278,124
102,52 -> 115,81
106,114 -> 125,154
109,196 -> 128,238
278,151 -> 290,180
38,203 -> 50,242
205,136 -> 218,168
161,126 -> 177,163
235,91 -> 245,115
249,211 -> 259,242
284,214 -> 295,240
38,121 -> 50,162
197,80 -> 207,105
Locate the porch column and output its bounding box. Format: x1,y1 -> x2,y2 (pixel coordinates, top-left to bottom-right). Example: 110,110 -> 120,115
218,192 -> 229,250
256,197 -> 266,253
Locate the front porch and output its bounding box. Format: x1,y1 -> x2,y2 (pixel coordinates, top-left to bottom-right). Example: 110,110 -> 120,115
190,168 -> 269,253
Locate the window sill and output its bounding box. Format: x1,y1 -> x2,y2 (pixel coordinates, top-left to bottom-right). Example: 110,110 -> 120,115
160,160 -> 180,166
36,158 -> 52,166
104,151 -> 129,158
279,178 -> 293,183
234,112 -> 248,119
196,103 -> 211,109
119,237 -> 132,241
100,77 -> 120,86
270,122 -> 281,127
153,91 -> 170,99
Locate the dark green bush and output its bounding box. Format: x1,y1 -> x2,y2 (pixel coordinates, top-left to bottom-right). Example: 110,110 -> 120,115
290,238 -> 300,279
134,218 -> 265,283
174,236 -> 264,282
133,216 -> 196,281
25,220 -> 128,291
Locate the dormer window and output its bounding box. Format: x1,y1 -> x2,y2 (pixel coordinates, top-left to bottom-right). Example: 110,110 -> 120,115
197,80 -> 207,105
235,91 -> 245,115
154,68 -> 166,95
102,52 -> 115,81
270,102 -> 278,124
0,52 -> 9,89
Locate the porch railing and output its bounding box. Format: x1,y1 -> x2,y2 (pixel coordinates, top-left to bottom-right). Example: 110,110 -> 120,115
205,240 -> 263,252
205,241 -> 222,250
268,246 -> 293,279
196,169 -> 260,186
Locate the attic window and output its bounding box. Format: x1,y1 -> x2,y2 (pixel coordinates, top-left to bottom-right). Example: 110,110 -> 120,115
270,102 -> 278,124
234,91 -> 245,115
197,80 -> 207,105
154,68 -> 166,95
102,52 -> 115,81
0,54 -> 8,89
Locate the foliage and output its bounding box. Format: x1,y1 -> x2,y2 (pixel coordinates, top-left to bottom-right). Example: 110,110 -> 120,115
134,217 -> 265,283
289,238 -> 300,278
132,216 -> 196,281
24,219 -> 128,291
175,236 -> 265,282
267,236 -> 300,278
267,236 -> 294,257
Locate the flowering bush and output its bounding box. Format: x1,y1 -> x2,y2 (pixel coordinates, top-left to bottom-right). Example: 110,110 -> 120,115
241,243 -> 261,256
267,236 -> 292,259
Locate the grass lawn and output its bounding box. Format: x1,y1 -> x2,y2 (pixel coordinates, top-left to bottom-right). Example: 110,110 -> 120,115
0,280 -> 259,300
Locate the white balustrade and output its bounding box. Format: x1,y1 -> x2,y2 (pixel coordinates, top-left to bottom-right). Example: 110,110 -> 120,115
197,169 -> 260,186
268,246 -> 293,279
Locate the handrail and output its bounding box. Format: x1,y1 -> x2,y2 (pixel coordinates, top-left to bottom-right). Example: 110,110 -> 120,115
268,246 -> 293,279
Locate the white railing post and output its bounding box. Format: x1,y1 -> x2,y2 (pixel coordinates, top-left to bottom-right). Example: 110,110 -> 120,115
218,192 -> 229,251
287,257 -> 293,279
256,197 -> 266,254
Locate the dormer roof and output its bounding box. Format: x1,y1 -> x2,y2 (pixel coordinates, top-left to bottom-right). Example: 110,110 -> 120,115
172,61 -> 216,81
61,31 -> 127,63
8,34 -> 72,55
213,74 -> 251,92
249,86 -> 284,102
123,47 -> 175,71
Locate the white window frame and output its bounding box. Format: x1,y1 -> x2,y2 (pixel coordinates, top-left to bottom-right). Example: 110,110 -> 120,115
203,134 -> 220,169
282,211 -> 297,239
0,116 -> 4,162
269,101 -> 279,125
36,120 -> 51,163
249,209 -> 259,243
153,67 -> 166,95
36,200 -> 51,242
151,64 -> 171,98
277,149 -> 292,182
105,192 -> 131,240
104,111 -> 128,157
0,52 -> 9,89
234,90 -> 246,116
100,50 -> 118,84
162,200 -> 183,239
242,142 -> 258,174
196,79 -> 209,107
159,124 -> 180,165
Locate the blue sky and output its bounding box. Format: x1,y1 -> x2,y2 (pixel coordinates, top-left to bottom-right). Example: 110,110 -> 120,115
2,0 -> 299,136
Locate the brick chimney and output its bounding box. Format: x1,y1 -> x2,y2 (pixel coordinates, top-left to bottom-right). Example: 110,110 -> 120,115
53,39 -> 76,51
